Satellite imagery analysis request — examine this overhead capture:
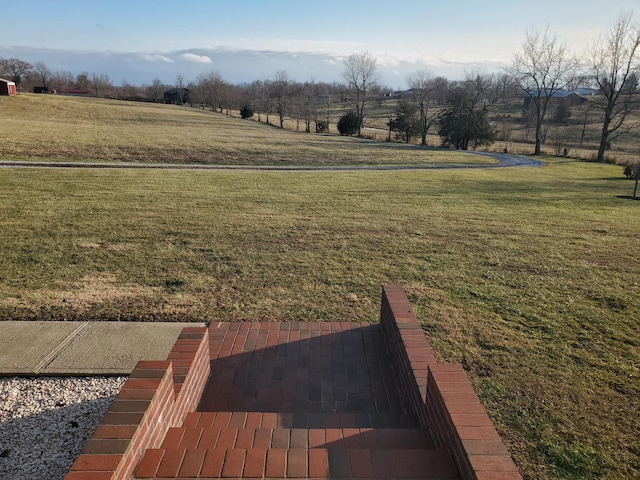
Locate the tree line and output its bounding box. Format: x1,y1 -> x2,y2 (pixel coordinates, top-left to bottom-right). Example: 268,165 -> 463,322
1,11 -> 638,162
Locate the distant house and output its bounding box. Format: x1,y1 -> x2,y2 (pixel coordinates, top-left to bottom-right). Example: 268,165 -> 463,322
562,92 -> 589,106
523,89 -> 592,108
164,88 -> 190,105
0,78 -> 17,96
33,86 -> 49,94
571,87 -> 598,97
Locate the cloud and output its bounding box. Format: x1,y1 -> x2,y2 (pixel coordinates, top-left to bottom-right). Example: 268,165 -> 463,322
201,38 -> 362,56
141,54 -> 174,63
0,44 -> 505,89
181,53 -> 212,63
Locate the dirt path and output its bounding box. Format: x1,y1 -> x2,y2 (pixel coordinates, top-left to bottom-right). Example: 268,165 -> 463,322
0,151 -> 542,171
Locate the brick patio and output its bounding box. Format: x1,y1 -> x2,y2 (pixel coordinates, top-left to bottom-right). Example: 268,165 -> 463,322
65,285 -> 523,480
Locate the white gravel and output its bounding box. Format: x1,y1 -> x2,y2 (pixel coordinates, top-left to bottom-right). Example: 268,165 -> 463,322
0,376 -> 126,480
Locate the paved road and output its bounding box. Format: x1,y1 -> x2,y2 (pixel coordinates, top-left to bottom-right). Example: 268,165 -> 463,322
0,151 -> 542,171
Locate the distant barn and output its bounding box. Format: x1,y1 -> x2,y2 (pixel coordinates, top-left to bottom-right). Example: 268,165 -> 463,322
0,78 -> 17,96
164,88 -> 190,105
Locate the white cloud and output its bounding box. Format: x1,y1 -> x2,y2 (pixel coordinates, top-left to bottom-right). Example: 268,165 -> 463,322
141,54 -> 174,63
202,38 -> 362,56
182,53 -> 212,63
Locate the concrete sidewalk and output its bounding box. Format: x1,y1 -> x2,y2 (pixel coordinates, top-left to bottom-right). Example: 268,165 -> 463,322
0,321 -> 206,376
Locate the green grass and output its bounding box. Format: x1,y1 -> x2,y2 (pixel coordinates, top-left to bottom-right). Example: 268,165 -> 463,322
0,95 -> 639,479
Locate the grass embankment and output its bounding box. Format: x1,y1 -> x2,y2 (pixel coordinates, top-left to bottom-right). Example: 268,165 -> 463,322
0,95 -> 638,479
0,94 -> 490,166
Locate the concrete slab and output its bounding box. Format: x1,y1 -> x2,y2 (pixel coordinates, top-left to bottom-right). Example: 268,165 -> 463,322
0,321 -> 207,376
0,322 -> 83,375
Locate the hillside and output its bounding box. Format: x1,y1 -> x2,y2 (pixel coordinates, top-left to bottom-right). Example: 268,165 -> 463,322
0,94 -> 489,166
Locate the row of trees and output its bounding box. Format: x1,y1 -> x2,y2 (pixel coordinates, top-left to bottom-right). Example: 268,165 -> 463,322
0,57 -> 167,101
509,12 -> 639,161
334,11 -> 639,161
2,12 -> 638,161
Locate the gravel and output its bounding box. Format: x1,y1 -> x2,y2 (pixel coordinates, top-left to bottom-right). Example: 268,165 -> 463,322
0,376 -> 126,480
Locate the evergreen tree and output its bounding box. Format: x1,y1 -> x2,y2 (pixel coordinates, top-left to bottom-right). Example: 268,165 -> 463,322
438,90 -> 496,150
240,104 -> 254,119
337,111 -> 360,136
388,100 -> 421,143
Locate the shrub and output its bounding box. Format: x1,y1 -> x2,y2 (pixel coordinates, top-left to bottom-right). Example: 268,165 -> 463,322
240,104 -> 254,119
623,162 -> 640,179
337,111 -> 359,136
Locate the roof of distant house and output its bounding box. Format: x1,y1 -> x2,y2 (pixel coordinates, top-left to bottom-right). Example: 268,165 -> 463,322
526,87 -> 598,97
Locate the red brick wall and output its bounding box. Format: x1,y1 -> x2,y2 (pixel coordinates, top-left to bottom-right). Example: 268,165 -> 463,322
64,327 -> 209,480
380,285 -> 522,480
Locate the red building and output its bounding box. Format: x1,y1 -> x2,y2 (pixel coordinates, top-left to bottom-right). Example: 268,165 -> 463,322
0,78 -> 17,96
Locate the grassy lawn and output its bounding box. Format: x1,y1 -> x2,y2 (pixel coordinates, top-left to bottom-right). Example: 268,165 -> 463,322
0,94 -> 490,166
1,95 -> 639,479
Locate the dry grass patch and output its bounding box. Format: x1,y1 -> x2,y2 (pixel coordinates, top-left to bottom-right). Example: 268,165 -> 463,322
3,273 -> 207,321
0,94 -> 490,166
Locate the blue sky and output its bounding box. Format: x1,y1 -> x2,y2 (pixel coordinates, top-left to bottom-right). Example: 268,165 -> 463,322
0,0 -> 637,88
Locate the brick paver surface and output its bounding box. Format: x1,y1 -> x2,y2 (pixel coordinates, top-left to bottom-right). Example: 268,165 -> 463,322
134,321 -> 459,479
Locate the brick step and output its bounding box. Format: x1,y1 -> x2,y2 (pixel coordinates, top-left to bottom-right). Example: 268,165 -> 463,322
135,447 -> 459,479
160,426 -> 435,451
187,411 -> 418,429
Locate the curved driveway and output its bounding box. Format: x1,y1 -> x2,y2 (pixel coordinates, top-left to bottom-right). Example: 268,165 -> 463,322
0,151 -> 542,171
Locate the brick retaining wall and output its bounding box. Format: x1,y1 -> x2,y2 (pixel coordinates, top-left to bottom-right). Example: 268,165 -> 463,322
64,327 -> 209,480
380,284 -> 523,480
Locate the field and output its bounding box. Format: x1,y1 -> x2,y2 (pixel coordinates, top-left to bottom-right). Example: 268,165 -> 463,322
0,94 -> 490,166
1,95 -> 639,479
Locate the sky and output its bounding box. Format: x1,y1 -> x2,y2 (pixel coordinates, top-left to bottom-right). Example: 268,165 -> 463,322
0,0 -> 637,89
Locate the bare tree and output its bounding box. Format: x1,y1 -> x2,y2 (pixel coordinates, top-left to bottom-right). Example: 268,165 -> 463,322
580,100 -> 597,146
147,78 -> 164,103
273,70 -> 290,128
196,71 -> 227,112
223,83 -> 242,114
495,73 -> 520,103
589,11 -> 640,162
119,79 -> 144,101
430,76 -> 450,105
262,80 -> 273,125
407,69 -> 439,146
311,82 -> 332,133
290,82 -> 302,132
91,73 -> 113,98
2,58 -> 32,91
508,27 -> 578,154
32,61 -> 52,89
243,80 -> 265,122
75,72 -> 90,91
50,70 -> 74,92
342,52 -> 379,137
294,80 -> 316,133
176,75 -> 185,105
